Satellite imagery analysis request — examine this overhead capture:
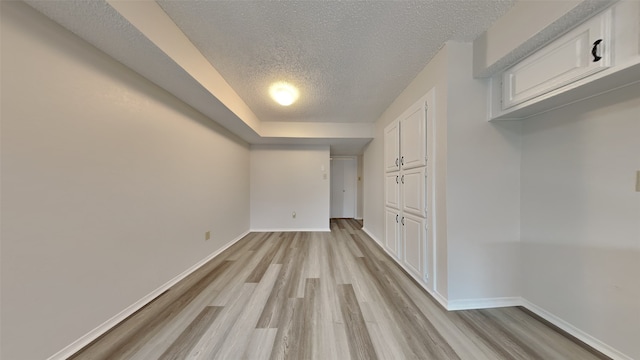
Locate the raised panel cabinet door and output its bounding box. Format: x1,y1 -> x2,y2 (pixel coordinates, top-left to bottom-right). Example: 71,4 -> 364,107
400,103 -> 426,170
385,208 -> 400,259
384,120 -> 400,172
502,9 -> 612,109
401,167 -> 426,217
402,213 -> 424,278
385,172 -> 400,209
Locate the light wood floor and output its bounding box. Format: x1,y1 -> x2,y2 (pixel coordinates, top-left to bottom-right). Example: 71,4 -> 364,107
71,219 -> 607,360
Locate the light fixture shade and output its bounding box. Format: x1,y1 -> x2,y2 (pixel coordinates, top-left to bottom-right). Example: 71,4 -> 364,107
269,82 -> 299,106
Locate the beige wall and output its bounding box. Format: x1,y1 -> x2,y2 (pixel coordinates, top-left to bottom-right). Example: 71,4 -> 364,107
363,46 -> 449,297
521,82 -> 640,359
1,2 -> 250,359
444,43 -> 522,302
250,145 -> 330,231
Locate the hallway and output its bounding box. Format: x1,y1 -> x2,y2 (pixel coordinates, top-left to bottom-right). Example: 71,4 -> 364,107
71,219 -> 602,359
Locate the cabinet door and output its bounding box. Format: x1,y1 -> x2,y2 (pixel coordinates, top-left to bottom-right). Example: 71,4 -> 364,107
385,172 -> 400,209
385,208 -> 400,259
401,167 -> 426,217
502,9 -> 612,109
402,213 -> 424,278
384,120 -> 400,172
400,103 -> 426,170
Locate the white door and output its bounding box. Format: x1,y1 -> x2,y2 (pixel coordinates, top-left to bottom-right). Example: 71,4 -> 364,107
385,208 -> 400,258
402,213 -> 424,278
330,158 -> 357,218
400,104 -> 426,170
384,120 -> 400,172
385,172 -> 400,209
402,167 -> 426,217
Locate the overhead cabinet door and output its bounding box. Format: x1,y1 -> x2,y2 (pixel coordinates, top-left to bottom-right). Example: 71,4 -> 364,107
384,120 -> 400,172
502,9 -> 612,109
400,104 -> 426,170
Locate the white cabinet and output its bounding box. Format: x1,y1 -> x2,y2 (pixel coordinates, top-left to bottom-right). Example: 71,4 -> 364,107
490,2 -> 640,121
400,103 -> 427,170
401,167 -> 426,217
385,208 -> 400,258
385,172 -> 400,209
383,89 -> 434,289
402,213 -> 425,278
502,9 -> 612,109
384,120 -> 400,172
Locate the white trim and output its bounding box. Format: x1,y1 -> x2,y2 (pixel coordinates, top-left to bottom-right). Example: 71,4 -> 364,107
360,226 -> 448,310
447,297 -> 522,311
46,230 -> 250,360
432,290 -> 449,309
520,298 -> 633,360
250,228 -> 331,232
361,227 -> 381,244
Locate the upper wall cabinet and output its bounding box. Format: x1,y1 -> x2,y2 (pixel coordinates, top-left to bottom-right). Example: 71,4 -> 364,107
400,103 -> 427,170
489,1 -> 640,121
384,120 -> 400,172
502,9 -> 611,109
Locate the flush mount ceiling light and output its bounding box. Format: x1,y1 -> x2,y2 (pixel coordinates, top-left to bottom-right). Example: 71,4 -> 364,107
269,82 -> 299,106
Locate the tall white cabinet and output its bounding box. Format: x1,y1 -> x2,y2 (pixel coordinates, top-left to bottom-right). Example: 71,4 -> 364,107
384,89 -> 434,290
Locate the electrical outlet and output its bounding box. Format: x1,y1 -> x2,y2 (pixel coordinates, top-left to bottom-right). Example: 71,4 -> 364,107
205,231 -> 211,241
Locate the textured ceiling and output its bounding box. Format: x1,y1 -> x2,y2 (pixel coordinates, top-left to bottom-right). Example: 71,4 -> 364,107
157,0 -> 515,123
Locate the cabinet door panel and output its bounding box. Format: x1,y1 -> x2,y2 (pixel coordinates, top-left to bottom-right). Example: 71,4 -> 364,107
502,9 -> 611,109
385,208 -> 400,259
402,167 -> 426,217
385,172 -> 400,209
384,120 -> 400,172
402,213 -> 424,278
400,104 -> 426,170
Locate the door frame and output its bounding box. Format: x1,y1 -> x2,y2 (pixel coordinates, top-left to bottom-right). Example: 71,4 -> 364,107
330,156 -> 358,218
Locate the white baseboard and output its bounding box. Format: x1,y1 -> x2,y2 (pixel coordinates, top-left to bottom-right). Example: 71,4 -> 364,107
520,298 -> 633,360
431,290 -> 449,309
250,228 -> 331,232
47,230 -> 250,360
361,227 -> 382,245
447,296 -> 522,311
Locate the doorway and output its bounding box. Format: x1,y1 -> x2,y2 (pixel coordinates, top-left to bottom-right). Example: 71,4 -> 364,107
330,157 -> 357,218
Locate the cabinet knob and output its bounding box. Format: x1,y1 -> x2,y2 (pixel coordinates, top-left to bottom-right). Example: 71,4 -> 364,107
592,39 -> 602,62
395,158 -> 399,167
396,214 -> 399,223
401,175 -> 404,184
401,156 -> 404,166
401,217 -> 405,226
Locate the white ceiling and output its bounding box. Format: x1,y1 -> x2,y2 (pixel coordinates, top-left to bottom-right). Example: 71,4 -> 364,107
156,1 -> 515,124
23,0 -> 516,154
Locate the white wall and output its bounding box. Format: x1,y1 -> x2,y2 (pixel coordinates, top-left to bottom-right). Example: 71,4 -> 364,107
356,155 -> 364,219
521,82 -> 640,359
250,145 -> 330,231
363,46 -> 449,296
0,3 -> 250,359
445,43 -> 522,302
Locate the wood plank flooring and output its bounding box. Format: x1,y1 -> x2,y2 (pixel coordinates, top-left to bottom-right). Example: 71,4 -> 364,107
70,219 -> 607,359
